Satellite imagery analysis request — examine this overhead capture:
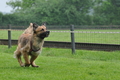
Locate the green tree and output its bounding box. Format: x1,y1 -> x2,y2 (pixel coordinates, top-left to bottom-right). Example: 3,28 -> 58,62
93,0 -> 120,25
7,0 -> 94,25
0,12 -> 3,25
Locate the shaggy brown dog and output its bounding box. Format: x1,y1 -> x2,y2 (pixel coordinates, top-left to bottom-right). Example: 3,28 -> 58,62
14,23 -> 50,67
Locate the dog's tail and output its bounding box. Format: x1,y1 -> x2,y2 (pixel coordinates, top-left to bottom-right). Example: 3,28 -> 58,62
23,23 -> 33,34
13,51 -> 17,58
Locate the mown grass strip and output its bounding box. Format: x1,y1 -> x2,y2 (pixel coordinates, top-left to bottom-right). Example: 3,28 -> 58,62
0,45 -> 120,80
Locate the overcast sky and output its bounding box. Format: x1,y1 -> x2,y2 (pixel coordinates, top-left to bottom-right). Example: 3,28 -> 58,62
0,0 -> 12,13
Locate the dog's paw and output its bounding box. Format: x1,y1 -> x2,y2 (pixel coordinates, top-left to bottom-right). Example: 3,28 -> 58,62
24,64 -> 30,67
20,63 -> 25,67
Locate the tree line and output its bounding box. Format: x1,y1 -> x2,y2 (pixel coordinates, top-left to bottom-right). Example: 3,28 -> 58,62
0,0 -> 120,27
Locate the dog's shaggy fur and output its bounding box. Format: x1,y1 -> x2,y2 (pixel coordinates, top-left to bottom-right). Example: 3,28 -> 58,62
14,23 -> 50,67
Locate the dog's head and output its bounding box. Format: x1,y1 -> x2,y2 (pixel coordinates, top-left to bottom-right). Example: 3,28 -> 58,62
33,23 -> 50,39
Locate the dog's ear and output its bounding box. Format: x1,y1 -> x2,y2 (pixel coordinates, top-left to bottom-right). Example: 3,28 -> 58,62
33,23 -> 38,28
33,23 -> 38,32
42,22 -> 46,26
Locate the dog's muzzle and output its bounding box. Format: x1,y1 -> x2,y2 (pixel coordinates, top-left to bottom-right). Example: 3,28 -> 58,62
39,31 -> 50,39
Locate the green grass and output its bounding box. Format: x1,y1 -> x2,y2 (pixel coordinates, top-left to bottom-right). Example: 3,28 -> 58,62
0,30 -> 22,40
0,29 -> 120,44
0,45 -> 120,80
47,29 -> 120,44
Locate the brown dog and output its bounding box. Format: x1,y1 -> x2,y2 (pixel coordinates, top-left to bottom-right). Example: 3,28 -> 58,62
14,23 -> 50,67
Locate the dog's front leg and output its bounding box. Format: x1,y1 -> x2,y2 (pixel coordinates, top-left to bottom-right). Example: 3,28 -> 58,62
30,55 -> 39,67
23,52 -> 30,67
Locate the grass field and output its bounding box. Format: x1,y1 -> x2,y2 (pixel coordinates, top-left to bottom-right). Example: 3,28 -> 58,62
0,45 -> 120,80
0,29 -> 120,44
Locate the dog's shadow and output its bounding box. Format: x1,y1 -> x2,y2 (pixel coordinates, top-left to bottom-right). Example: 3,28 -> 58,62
0,66 -> 42,70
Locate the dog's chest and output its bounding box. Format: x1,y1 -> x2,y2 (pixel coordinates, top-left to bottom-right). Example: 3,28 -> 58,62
30,50 -> 41,56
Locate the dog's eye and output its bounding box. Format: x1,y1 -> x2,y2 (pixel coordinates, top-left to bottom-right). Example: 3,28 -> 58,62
41,29 -> 44,31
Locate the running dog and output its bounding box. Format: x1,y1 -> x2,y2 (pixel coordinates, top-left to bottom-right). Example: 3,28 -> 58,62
14,23 -> 50,67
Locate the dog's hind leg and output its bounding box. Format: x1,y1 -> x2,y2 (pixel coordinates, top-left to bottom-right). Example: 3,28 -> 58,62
14,51 -> 24,67
14,44 -> 24,67
22,52 -> 30,67
30,55 -> 39,67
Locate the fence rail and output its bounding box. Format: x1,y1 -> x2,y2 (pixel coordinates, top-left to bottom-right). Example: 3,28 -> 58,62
1,25 -> 120,29
0,39 -> 120,51
0,26 -> 120,52
51,31 -> 120,33
1,29 -> 120,33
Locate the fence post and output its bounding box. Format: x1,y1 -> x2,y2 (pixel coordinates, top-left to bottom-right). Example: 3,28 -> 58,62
70,25 -> 75,54
8,24 -> 11,48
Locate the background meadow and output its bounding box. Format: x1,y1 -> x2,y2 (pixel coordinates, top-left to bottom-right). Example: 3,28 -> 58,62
0,29 -> 120,44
